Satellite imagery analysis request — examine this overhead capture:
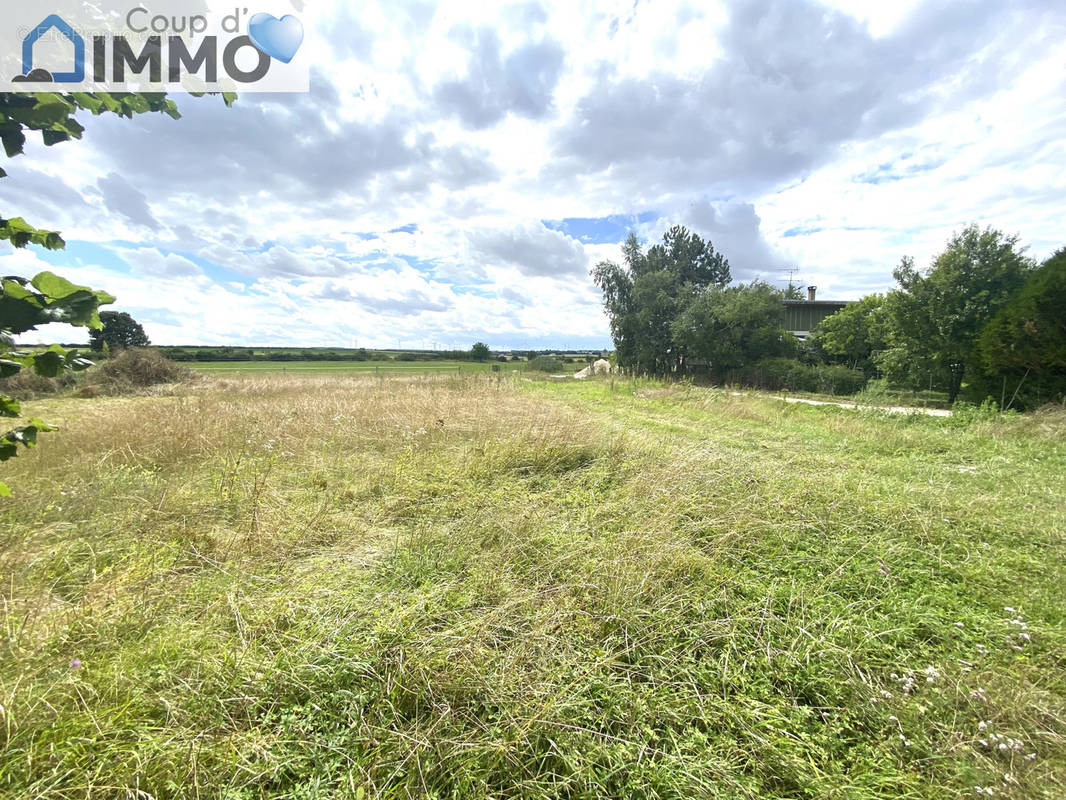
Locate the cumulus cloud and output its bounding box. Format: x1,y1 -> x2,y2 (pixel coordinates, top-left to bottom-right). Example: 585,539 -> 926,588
469,222 -> 589,277
678,200 -> 788,280
552,0 -> 1057,197
317,281 -> 453,315
117,247 -> 202,278
96,173 -> 161,231
433,28 -> 566,129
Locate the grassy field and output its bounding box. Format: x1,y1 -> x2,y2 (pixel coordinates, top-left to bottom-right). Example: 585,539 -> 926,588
186,360 -> 509,375
1,374 -> 1063,798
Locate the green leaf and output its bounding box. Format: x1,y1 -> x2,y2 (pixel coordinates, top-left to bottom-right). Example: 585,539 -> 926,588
0,123 -> 26,157
28,93 -> 75,125
31,271 -> 84,299
0,359 -> 22,378
41,130 -> 70,147
32,349 -> 64,377
0,481 -> 10,497
0,394 -> 21,418
69,93 -> 105,114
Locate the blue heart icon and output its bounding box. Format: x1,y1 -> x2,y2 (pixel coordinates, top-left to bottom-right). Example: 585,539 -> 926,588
248,13 -> 303,64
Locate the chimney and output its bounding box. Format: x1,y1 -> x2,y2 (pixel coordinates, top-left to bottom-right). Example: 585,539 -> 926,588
807,285 -> 817,301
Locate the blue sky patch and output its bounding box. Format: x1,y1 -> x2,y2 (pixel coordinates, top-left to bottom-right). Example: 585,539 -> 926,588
543,212 -> 659,244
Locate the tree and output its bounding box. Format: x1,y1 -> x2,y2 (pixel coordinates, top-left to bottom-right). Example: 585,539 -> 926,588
671,281 -> 794,377
812,294 -> 888,375
877,225 -> 1035,403
969,248 -> 1066,409
89,311 -> 150,352
593,226 -> 731,375
470,342 -> 491,361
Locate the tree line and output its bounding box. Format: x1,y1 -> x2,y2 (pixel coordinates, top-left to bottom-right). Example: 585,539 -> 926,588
595,224 -> 1064,409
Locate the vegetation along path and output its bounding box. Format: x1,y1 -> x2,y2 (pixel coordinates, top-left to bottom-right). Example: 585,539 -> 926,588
776,394 -> 954,417
1,374 -> 1063,799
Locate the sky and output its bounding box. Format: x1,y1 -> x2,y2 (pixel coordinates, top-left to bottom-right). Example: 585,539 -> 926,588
2,0 -> 1064,350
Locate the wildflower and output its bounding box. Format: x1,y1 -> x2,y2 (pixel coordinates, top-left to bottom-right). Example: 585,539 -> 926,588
970,688 -> 987,701
888,715 -> 898,722
978,720 -> 988,731
1025,753 -> 1036,761
69,659 -> 82,669
954,621 -> 965,628
1003,774 -> 1017,785
1004,606 -> 1016,613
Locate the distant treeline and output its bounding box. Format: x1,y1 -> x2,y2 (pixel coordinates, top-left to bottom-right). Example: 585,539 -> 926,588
158,347 -> 478,362
155,347 -> 604,363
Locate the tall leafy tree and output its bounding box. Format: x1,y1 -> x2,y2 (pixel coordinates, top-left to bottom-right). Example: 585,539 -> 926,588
593,226 -> 731,375
877,225 -> 1035,403
969,248 -> 1066,408
470,342 -> 491,361
89,311 -> 150,352
671,281 -> 794,377
812,294 -> 887,375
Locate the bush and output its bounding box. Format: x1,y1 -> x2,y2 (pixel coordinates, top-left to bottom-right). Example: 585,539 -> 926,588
527,355 -> 565,373
94,348 -> 193,390
734,358 -> 867,395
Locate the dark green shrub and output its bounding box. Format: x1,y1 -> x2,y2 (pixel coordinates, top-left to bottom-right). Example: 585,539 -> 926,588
528,355 -> 565,373
736,358 -> 866,395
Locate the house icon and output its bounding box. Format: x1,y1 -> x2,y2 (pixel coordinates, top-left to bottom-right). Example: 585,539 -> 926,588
20,15 -> 84,83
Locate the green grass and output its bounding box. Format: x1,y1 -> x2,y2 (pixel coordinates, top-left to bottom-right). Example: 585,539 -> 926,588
187,360 -> 509,374
1,374 -> 1063,798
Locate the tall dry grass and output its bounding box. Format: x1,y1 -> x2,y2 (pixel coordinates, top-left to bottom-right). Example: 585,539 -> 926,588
0,373 -> 1063,799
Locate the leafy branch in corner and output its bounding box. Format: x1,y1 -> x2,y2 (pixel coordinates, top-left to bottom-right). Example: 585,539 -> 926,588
0,90 -> 234,494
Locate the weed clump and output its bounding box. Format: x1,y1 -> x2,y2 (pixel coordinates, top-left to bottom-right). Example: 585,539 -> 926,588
93,347 -> 194,391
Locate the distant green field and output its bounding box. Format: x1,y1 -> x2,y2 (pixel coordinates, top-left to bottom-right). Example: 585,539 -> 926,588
187,360 -> 510,374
